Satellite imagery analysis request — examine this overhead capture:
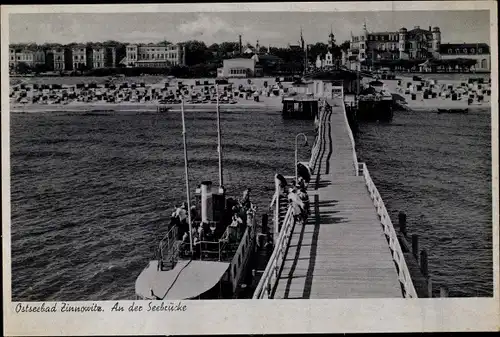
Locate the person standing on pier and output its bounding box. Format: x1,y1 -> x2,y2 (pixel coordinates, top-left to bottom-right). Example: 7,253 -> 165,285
297,187 -> 310,218
287,186 -> 305,222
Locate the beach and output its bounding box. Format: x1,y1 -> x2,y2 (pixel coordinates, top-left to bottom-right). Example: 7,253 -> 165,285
371,75 -> 492,111
9,76 -> 288,113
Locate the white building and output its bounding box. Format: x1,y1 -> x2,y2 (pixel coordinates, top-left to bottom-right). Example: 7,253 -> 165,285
324,51 -> 334,67
315,55 -> 322,68
218,58 -> 262,78
438,43 -> 490,72
125,43 -> 186,68
92,46 -> 116,68
72,45 -> 93,70
9,48 -> 46,70
315,51 -> 334,69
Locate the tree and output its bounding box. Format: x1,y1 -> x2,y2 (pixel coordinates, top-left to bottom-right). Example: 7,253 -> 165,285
16,62 -> 32,74
170,65 -> 190,78
182,40 -> 212,66
340,40 -> 350,52
41,42 -> 63,49
33,63 -> 50,74
208,43 -> 219,52
219,42 -> 239,55
308,42 -> 329,63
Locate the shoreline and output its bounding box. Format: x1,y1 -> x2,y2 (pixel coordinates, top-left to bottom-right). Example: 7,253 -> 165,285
395,102 -> 490,112
8,99 -> 283,113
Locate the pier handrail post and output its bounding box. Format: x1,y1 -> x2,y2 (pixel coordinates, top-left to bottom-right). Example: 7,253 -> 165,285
440,286 -> 449,297
274,179 -> 280,246
262,213 -> 268,234
420,249 -> 429,277
398,211 -> 407,236
412,234 -> 419,261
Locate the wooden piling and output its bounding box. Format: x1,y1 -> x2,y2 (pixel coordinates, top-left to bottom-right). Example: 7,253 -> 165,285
440,286 -> 449,297
420,249 -> 429,277
412,234 -> 419,261
398,211 -> 407,236
261,214 -> 268,234
427,277 -> 433,298
395,213 -> 429,297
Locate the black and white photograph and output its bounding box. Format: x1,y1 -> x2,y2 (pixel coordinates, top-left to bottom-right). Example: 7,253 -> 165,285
2,2 -> 498,335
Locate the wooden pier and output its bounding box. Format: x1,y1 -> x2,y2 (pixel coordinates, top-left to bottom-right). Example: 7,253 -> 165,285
253,96 -> 418,299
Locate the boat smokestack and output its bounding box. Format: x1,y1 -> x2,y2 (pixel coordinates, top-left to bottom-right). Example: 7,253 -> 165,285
239,35 -> 242,55
201,181 -> 213,223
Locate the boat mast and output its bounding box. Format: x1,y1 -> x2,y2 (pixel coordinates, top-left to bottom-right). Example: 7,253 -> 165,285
181,97 -> 194,254
216,84 -> 223,188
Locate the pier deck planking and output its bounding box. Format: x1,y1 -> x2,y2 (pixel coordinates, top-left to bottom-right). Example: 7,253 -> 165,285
272,99 -> 402,299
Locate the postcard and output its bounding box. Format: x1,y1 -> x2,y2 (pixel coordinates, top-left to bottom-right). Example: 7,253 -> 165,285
2,2 -> 498,335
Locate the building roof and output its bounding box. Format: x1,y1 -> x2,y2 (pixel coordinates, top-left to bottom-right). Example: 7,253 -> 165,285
408,28 -> 431,35
224,57 -> 254,62
256,54 -> 282,62
439,43 -> 490,54
369,31 -> 397,36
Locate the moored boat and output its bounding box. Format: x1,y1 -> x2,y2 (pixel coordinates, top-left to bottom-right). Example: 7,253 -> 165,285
135,182 -> 257,300
135,86 -> 258,300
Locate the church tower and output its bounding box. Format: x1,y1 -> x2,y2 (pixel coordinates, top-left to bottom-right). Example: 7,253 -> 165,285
398,27 -> 407,59
432,27 -> 441,52
328,26 -> 335,50
360,21 -> 368,61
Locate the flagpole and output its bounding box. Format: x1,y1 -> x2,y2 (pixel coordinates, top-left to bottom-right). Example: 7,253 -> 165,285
216,84 -> 223,188
181,97 -> 193,254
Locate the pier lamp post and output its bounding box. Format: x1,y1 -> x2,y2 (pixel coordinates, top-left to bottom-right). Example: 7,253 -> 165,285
295,133 -> 308,183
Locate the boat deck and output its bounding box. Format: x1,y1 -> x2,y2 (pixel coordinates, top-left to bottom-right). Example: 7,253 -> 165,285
135,260 -> 229,300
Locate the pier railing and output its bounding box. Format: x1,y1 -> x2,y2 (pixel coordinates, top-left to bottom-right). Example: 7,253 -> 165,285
308,99 -> 326,172
253,205 -> 295,299
359,162 -> 418,298
340,100 -> 359,176
157,226 -> 178,270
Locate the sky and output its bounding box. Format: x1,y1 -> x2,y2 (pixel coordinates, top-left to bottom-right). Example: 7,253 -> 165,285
9,10 -> 490,47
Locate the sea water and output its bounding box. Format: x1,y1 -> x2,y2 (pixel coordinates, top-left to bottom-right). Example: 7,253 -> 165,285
9,106 -> 492,300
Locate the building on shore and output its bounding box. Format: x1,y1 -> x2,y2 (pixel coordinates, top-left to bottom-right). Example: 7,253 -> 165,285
71,45 -> 93,71
344,23 -> 441,70
124,42 -> 186,68
51,47 -> 73,71
315,30 -> 337,70
217,57 -> 263,78
92,45 -> 116,68
438,43 -> 490,72
315,51 -> 334,69
9,47 -> 48,72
